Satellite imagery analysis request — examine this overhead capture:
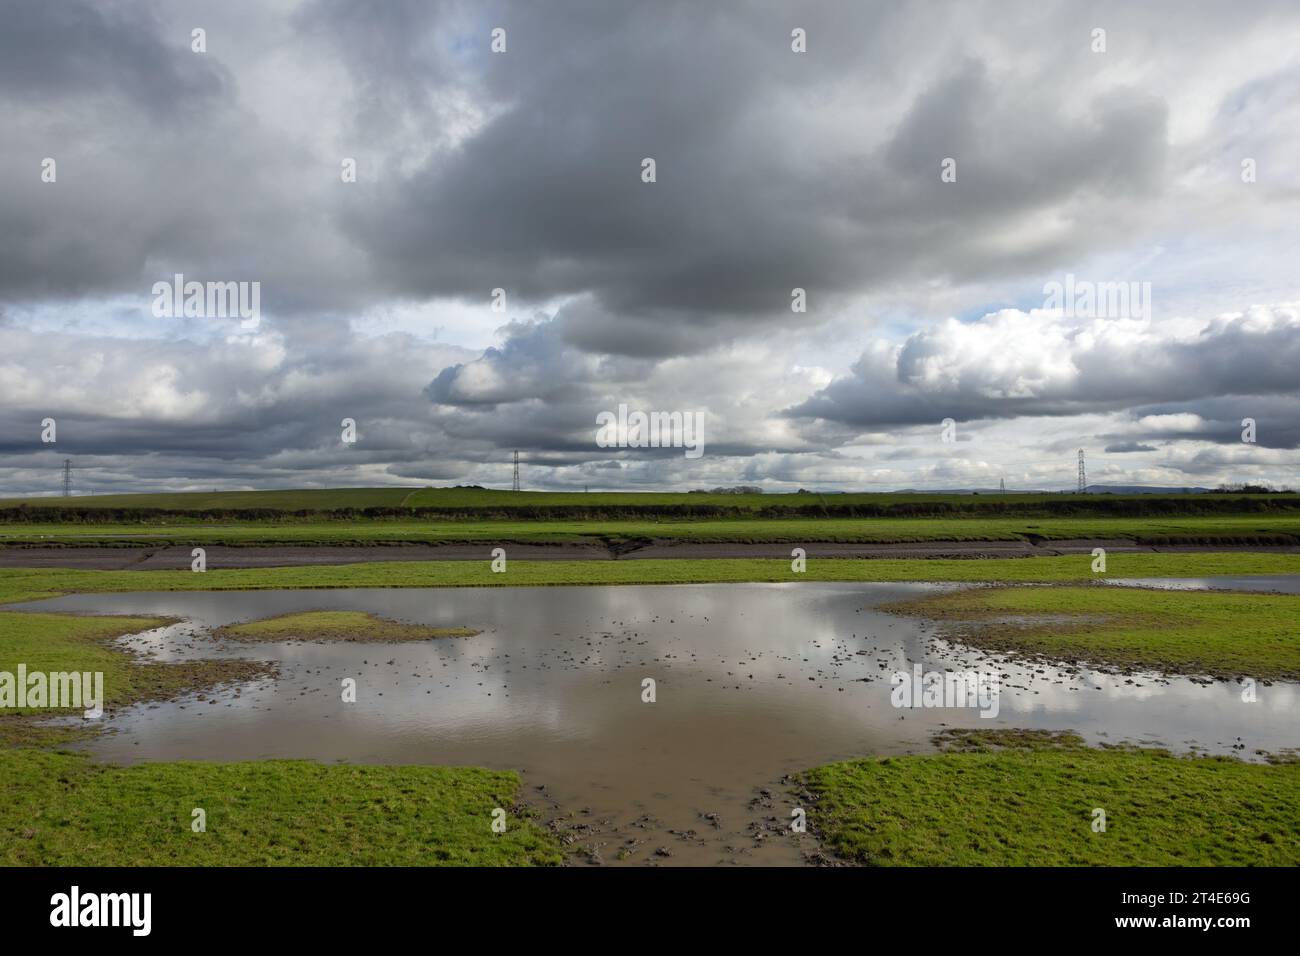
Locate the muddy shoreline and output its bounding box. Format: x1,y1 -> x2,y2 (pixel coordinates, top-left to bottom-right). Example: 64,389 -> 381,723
3,538 -> 1297,570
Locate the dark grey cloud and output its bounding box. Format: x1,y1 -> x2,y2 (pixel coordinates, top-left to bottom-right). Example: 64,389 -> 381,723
0,0 -> 1285,320
336,2 -> 1174,349
1104,441 -> 1158,453
0,0 -> 228,116
1121,393 -> 1300,450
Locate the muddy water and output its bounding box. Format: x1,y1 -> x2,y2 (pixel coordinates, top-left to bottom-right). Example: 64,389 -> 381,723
20,582 -> 1300,866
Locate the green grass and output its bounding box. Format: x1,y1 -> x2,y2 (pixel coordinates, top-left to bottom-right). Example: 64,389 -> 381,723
216,610 -> 477,643
0,611 -> 175,745
5,514 -> 1300,546
0,608 -> 274,744
0,611 -> 169,714
0,611 -> 267,715
0,608 -> 273,745
0,748 -> 562,866
884,584 -> 1300,679
1,552 -> 1297,607
801,734 -> 1300,865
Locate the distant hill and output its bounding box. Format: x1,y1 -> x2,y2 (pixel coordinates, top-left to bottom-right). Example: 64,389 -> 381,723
892,485 -> 1215,495
1084,484 -> 1214,495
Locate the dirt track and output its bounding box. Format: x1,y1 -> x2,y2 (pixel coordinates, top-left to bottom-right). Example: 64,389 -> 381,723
1,539 -> 1296,570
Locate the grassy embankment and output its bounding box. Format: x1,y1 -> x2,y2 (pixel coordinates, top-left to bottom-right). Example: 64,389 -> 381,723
3,487 -> 1298,548
800,731 -> 1300,866
5,515 -> 1300,547
2,551 -> 1297,607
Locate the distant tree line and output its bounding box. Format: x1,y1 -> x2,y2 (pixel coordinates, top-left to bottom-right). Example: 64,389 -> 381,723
1214,483 -> 1293,494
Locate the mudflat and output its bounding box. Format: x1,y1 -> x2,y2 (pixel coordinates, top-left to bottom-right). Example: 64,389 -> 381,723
1,539 -> 1296,570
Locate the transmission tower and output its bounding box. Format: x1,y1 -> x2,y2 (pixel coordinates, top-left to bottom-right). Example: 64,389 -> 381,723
512,450 -> 520,492
62,458 -> 72,497
999,477 -> 1005,494
1077,449 -> 1087,494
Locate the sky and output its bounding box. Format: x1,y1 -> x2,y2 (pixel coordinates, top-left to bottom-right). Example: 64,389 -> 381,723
2,0 -> 1299,496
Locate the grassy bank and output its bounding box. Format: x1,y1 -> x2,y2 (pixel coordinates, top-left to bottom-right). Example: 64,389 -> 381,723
0,611 -> 171,713
2,552 -> 1297,606
801,732 -> 1300,866
885,584 -> 1300,680
5,514 -> 1300,547
216,610 -> 477,643
0,748 -> 562,866
0,608 -> 274,746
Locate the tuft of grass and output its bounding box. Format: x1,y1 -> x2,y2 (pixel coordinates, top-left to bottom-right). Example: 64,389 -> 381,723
216,610 -> 477,643
0,749 -> 562,866
930,727 -> 1088,752
800,736 -> 1300,866
884,585 -> 1300,679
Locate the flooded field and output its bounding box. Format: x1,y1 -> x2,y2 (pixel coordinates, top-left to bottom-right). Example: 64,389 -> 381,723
18,582 -> 1300,865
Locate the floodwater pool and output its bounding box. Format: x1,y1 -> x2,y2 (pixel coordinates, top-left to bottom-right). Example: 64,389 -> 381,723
18,581 -> 1299,864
